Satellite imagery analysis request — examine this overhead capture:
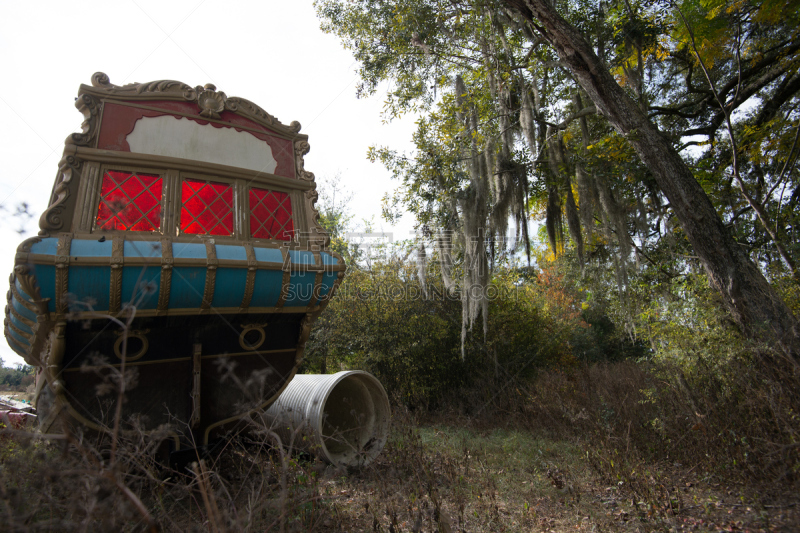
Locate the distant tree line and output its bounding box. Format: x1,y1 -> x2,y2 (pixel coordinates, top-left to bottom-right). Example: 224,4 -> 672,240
0,362 -> 35,390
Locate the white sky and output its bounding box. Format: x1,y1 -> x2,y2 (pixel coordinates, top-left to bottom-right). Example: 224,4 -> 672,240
0,0 -> 419,367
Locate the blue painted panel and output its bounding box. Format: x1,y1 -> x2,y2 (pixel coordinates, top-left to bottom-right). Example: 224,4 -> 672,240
122,266 -> 161,309
318,271 -> 339,298
11,295 -> 37,322
320,252 -> 339,266
31,264 -> 56,313
7,326 -> 30,348
211,268 -> 247,308
253,247 -> 282,263
9,312 -> 33,335
285,272 -> 315,306
216,245 -> 247,261
124,240 -> 162,259
67,265 -> 111,311
169,266 -> 206,308
173,242 -> 207,259
289,250 -> 315,265
250,270 -> 283,307
30,238 -> 58,255
71,239 -> 112,257
7,337 -> 28,357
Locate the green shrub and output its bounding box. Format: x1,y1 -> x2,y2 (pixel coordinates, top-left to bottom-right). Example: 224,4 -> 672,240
304,259 -> 590,410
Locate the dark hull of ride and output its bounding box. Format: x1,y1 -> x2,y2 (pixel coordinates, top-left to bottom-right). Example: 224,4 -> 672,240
4,73 -> 346,447
6,235 -> 343,444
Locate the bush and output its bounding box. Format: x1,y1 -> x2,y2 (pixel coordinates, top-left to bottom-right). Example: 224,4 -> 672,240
304,258 -> 592,411
0,364 -> 35,391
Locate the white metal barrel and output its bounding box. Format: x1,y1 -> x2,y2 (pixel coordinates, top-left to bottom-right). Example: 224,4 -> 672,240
263,371 -> 390,467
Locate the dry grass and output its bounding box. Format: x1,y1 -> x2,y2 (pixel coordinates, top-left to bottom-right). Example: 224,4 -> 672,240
2,357 -> 800,531
325,420 -> 800,532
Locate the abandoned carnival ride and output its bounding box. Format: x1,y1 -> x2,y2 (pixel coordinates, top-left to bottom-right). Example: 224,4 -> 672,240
3,73 -> 389,466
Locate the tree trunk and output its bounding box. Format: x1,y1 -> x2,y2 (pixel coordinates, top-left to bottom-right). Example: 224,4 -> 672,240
505,0 -> 799,356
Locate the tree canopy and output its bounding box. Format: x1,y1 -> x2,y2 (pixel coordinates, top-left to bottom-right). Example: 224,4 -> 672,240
315,0 -> 800,356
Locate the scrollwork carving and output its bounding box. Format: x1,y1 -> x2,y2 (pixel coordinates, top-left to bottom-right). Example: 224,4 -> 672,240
294,140 -> 315,182
91,72 -> 111,87
39,152 -> 80,234
67,94 -> 102,147
81,73 -> 304,137
224,96 -> 302,135
12,265 -> 35,299
197,86 -> 226,119
12,241 -> 51,317
224,97 -> 302,135
13,266 -> 41,310
305,187 -> 320,224
16,236 -> 42,255
304,186 -> 330,249
134,80 -> 197,99
88,72 -> 198,101
39,206 -> 65,234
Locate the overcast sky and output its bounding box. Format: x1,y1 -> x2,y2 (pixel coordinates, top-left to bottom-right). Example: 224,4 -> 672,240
0,0 -> 419,367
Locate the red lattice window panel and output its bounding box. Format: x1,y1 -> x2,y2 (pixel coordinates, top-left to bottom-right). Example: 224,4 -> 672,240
96,170 -> 163,231
249,188 -> 294,241
180,179 -> 234,236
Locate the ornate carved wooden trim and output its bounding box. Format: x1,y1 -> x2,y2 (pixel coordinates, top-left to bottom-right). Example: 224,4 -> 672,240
67,94 -> 102,148
294,313 -> 314,365
54,234 -> 72,314
162,169 -> 178,234
5,318 -> 30,343
3,327 -> 26,354
8,275 -> 37,314
226,96 -> 302,135
39,151 -> 81,234
113,329 -> 149,361
6,300 -> 36,329
294,140 -> 314,181
306,251 -> 324,310
200,240 -> 218,312
109,236 -> 124,313
12,238 -> 51,318
41,321 -> 69,429
24,324 -> 51,368
77,162 -> 101,232
157,238 -> 173,314
11,267 -> 49,318
275,245 -> 291,309
327,271 -> 346,306
235,179 -> 247,241
89,72 -> 198,99
45,320 -> 67,393
14,236 -> 41,263
303,186 -> 330,249
239,243 -> 257,312
82,73 -> 304,138
9,238 -> 51,365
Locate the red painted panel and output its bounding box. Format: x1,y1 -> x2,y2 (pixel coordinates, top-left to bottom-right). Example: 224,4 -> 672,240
249,187 -> 294,241
97,102 -> 296,178
96,170 -> 163,231
180,179 -> 234,236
